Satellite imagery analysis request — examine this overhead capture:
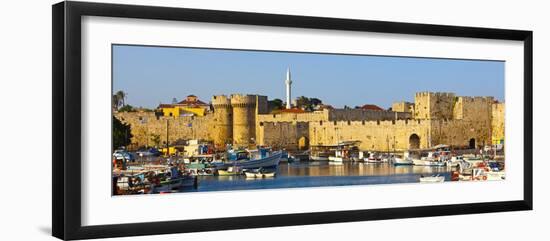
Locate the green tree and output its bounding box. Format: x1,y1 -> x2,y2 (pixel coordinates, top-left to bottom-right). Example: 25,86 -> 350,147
112,90 -> 127,111
268,98 -> 284,111
115,90 -> 126,106
295,96 -> 323,111
113,116 -> 132,150
309,98 -> 322,107
118,105 -> 135,112
112,95 -> 120,111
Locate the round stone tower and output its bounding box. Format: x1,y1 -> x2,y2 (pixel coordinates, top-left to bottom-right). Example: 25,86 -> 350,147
211,95 -> 233,149
230,94 -> 257,148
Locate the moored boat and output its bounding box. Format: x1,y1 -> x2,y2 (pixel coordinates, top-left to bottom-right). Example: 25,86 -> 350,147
217,166 -> 243,176
413,151 -> 446,167
310,152 -> 330,161
289,151 -> 309,162
215,148 -> 282,170
364,152 -> 382,164
393,156 -> 414,166
244,168 -> 276,178
328,149 -> 346,162
149,166 -> 198,193
150,176 -> 197,193
413,159 -> 446,167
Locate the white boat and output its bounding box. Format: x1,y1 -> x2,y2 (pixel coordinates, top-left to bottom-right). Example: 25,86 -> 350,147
217,166 -> 243,176
244,170 -> 276,178
328,156 -> 344,162
217,149 -> 282,170
413,152 -> 446,166
393,157 -> 414,166
413,159 -> 446,167
419,175 -> 445,183
471,168 -> 506,181
364,152 -> 382,163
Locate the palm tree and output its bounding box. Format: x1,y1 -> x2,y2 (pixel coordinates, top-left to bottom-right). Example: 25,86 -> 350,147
112,95 -> 120,111
115,91 -> 126,107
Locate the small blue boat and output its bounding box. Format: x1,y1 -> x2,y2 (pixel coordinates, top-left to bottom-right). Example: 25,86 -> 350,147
216,148 -> 282,170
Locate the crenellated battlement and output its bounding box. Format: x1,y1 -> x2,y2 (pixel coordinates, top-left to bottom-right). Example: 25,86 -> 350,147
211,95 -> 231,107
415,91 -> 455,97
414,91 -> 455,120
230,94 -> 257,106
309,118 -> 429,127
458,96 -> 495,103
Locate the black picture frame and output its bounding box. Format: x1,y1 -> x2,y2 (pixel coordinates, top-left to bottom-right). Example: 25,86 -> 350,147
52,1 -> 533,240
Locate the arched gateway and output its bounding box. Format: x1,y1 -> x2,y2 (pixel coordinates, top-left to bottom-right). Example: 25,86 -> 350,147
409,134 -> 420,149
298,136 -> 309,150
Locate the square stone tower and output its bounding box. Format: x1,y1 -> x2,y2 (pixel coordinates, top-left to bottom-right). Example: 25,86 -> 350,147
414,92 -> 455,120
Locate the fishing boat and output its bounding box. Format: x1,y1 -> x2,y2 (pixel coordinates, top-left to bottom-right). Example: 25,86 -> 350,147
469,162 -> 506,181
393,154 -> 414,166
185,162 -> 216,176
419,174 -> 445,183
149,166 -> 197,193
280,150 -> 293,162
215,148 -> 282,170
289,151 -> 309,162
150,176 -> 197,193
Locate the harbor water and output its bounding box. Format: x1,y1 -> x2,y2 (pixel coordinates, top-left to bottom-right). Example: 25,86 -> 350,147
182,161 -> 454,192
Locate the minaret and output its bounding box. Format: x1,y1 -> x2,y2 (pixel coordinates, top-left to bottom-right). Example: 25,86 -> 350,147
285,67 -> 292,109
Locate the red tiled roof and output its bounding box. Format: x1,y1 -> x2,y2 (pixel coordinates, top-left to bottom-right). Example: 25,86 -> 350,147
280,108 -> 307,113
177,99 -> 208,106
157,104 -> 174,109
360,104 -> 384,111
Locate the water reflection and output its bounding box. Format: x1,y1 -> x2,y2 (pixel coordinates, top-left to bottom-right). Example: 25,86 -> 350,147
281,162 -> 454,177
191,162 -> 454,193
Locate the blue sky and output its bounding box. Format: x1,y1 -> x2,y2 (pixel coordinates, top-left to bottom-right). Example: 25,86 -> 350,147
113,45 -> 504,109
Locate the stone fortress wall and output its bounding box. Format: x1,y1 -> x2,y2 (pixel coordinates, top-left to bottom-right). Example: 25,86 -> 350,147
115,112 -> 214,149
307,119 -> 431,151
491,102 -> 505,144
116,91 -> 505,152
210,95 -> 233,148
258,92 -> 503,151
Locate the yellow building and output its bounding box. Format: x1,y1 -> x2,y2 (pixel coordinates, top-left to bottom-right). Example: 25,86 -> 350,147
157,95 -> 210,117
